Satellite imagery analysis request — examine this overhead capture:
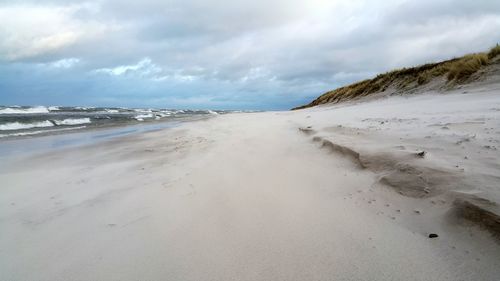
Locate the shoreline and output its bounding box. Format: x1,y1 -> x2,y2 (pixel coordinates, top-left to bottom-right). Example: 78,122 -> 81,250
0,105 -> 246,140
0,113 -> 216,140
1,88 -> 500,280
0,115 -> 217,159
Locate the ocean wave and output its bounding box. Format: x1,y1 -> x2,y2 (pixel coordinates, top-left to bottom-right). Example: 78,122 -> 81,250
134,114 -> 154,121
155,112 -> 171,118
53,118 -> 91,126
48,106 -> 60,111
75,106 -> 96,110
105,109 -> 119,113
207,110 -> 219,115
0,120 -> 54,131
0,106 -> 49,114
0,126 -> 87,138
134,109 -> 153,113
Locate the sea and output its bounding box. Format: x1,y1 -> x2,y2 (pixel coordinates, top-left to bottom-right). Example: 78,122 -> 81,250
0,105 -> 251,157
0,105 -> 246,138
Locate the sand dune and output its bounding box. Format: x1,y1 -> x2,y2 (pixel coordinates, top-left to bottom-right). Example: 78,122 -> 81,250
1,86 -> 500,280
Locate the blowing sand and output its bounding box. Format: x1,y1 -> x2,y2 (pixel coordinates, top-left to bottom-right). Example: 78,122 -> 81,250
1,87 -> 500,280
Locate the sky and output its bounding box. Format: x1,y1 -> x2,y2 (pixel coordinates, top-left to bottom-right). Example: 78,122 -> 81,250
1,0 -> 500,110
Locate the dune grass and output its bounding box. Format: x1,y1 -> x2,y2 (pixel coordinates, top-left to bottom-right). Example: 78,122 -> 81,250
447,54 -> 489,81
488,44 -> 500,59
293,44 -> 500,109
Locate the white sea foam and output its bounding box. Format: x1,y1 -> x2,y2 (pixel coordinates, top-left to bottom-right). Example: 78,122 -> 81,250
0,126 -> 87,138
207,110 -> 219,115
134,109 -> 153,113
48,106 -> 60,111
0,121 -> 54,131
0,106 -> 49,114
134,114 -> 154,121
75,106 -> 96,110
105,109 -> 119,113
155,112 -> 171,118
53,118 -> 91,126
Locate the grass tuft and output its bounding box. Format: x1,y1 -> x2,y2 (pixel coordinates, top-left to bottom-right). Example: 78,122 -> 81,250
488,44 -> 500,59
447,54 -> 489,81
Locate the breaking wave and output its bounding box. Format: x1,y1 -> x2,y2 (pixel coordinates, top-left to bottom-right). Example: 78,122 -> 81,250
0,106 -> 49,114
0,118 -> 91,131
134,114 -> 154,121
53,118 -> 92,126
0,121 -> 54,131
0,126 -> 87,138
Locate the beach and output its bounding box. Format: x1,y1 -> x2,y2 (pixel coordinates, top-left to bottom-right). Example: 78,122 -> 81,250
1,87 -> 500,280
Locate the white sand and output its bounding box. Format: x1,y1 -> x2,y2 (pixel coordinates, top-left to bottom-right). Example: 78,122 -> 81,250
1,86 -> 500,280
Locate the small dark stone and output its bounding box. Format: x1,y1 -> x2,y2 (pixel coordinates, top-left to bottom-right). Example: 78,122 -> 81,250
416,151 -> 426,157
428,233 -> 438,238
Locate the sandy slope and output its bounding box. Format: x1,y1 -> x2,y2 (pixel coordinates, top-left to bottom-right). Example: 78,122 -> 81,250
1,87 -> 500,280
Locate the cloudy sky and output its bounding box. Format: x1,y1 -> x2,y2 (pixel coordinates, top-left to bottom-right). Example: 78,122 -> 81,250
1,0 -> 500,109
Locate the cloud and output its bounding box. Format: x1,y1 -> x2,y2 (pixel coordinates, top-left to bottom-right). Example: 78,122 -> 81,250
0,3 -> 115,61
45,58 -> 81,68
93,58 -> 203,83
0,0 -> 500,109
94,58 -> 161,76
